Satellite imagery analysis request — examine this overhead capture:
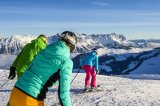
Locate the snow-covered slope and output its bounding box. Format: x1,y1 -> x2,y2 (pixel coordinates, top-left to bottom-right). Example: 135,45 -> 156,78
130,54 -> 160,74
73,47 -> 160,75
0,70 -> 160,106
1,48 -> 160,75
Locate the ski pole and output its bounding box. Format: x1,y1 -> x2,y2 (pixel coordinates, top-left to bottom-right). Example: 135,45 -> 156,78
0,79 -> 10,89
70,68 -> 81,84
0,72 -> 15,89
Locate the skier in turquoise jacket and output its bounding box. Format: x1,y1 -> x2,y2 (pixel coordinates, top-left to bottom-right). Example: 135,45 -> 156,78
8,31 -> 77,106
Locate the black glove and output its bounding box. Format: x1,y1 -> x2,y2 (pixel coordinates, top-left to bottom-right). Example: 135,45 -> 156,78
8,66 -> 16,79
80,66 -> 83,69
96,70 -> 100,74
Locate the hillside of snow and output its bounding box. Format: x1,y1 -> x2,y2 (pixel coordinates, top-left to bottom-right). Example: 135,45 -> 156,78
73,47 -> 160,75
130,54 -> 160,74
0,70 -> 160,106
1,49 -> 160,75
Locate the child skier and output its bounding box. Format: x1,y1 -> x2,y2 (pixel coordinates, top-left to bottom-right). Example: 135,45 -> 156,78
80,48 -> 99,92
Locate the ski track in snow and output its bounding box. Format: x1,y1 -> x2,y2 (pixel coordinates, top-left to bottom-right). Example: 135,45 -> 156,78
0,70 -> 160,106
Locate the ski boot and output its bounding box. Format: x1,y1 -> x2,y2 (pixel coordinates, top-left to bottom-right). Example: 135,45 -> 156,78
90,86 -> 98,92
83,86 -> 90,92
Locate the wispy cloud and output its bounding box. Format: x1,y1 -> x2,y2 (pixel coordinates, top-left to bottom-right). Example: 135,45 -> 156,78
1,21 -> 160,28
1,6 -> 160,18
91,2 -> 108,6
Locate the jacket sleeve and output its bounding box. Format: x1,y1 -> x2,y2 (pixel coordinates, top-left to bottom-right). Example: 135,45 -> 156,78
79,56 -> 84,66
12,47 -> 24,68
58,60 -> 73,106
94,55 -> 99,71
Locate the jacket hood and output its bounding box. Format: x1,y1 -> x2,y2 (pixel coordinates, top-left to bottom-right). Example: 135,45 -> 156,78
43,41 -> 70,58
31,37 -> 47,47
89,51 -> 97,56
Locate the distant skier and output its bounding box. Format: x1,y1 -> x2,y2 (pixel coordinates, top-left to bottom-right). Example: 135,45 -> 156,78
80,48 -> 99,92
8,34 -> 48,79
8,31 -> 77,106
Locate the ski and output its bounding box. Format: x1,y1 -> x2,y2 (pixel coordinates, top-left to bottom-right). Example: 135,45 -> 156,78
53,102 -> 61,106
80,89 -> 104,93
78,85 -> 103,94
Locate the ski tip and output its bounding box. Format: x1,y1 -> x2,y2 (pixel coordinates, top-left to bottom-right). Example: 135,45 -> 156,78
79,89 -> 103,94
97,85 -> 100,87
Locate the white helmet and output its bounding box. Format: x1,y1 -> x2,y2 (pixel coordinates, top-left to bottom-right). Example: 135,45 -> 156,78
60,31 -> 77,52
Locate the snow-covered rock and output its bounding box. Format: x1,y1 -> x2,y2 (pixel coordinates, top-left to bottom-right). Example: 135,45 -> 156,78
0,35 -> 35,55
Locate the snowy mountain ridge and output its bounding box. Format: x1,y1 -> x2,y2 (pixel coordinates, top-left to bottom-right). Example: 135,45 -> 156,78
0,33 -> 160,75
0,35 -> 35,54
0,33 -> 131,54
0,33 -> 160,55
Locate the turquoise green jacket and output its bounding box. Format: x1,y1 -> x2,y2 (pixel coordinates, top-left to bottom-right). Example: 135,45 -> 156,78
15,41 -> 73,106
12,37 -> 47,78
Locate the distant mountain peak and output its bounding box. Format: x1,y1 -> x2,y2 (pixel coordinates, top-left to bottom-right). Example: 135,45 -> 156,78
0,33 -> 160,55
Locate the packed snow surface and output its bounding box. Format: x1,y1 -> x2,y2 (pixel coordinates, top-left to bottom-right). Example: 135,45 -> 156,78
0,70 -> 160,106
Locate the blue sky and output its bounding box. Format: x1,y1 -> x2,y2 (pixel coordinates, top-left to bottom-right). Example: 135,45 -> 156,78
0,0 -> 160,39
